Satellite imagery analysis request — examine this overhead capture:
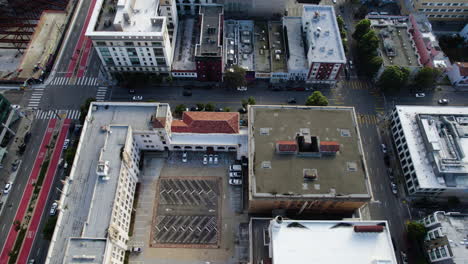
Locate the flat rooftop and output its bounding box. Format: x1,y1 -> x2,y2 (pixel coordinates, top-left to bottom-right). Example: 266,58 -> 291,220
172,18 -> 198,71
63,238 -> 106,263
283,17 -> 308,71
434,212 -> 468,262
87,0 -> 165,36
269,219 -> 397,264
395,105 -> 468,189
249,105 -> 370,198
253,21 -> 271,73
370,18 -> 421,67
302,5 -> 346,64
268,21 -> 288,72
46,102 -> 159,264
224,20 -> 255,71
195,5 -> 223,57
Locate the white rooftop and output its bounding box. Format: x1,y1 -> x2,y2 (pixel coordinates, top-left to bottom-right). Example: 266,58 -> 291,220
87,0 -> 166,37
270,219 -> 397,264
435,212 -> 468,263
302,5 -> 346,64
283,17 -> 308,72
395,105 -> 468,189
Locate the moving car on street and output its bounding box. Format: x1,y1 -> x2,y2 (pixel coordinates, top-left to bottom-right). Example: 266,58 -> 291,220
229,178 -> 242,186
380,144 -> 387,154
132,96 -> 143,101
3,182 -> 12,194
182,151 -> 187,163
438,98 -> 449,105
415,93 -> 425,98
203,154 -> 208,165
287,98 -> 297,104
50,202 -> 58,216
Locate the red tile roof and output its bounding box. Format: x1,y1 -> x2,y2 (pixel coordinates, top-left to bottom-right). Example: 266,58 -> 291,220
277,140 -> 298,152
320,141 -> 340,152
171,112 -> 239,134
456,62 -> 468,76
152,117 -> 166,128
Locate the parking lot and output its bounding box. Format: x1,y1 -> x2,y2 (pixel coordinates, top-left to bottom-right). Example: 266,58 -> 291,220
129,151 -> 248,264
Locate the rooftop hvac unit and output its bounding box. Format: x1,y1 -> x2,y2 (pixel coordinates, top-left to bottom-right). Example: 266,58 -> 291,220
328,48 -> 334,54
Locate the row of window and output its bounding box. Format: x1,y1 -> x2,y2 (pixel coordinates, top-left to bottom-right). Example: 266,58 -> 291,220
426,227 -> 443,240
419,8 -> 467,12
427,14 -> 466,18
421,2 -> 466,7
109,66 -> 169,72
428,246 -> 449,261
96,41 -> 163,47
172,72 -> 197,76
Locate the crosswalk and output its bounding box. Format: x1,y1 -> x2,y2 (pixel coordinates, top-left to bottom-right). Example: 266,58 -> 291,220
346,80 -> 371,90
35,109 -> 81,120
28,88 -> 45,108
50,76 -> 99,86
357,114 -> 379,125
96,87 -> 108,101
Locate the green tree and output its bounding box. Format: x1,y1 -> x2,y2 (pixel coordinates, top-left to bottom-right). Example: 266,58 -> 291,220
247,96 -> 256,106
352,19 -> 371,40
174,104 -> 187,116
358,30 -> 379,57
377,66 -> 410,92
224,65 -> 246,89
204,103 -> 215,111
305,91 -> 329,106
196,103 -> 205,111
367,56 -> 383,77
79,97 -> 96,124
224,107 -> 231,112
337,16 -> 345,30
406,221 -> 427,242
413,67 -> 439,90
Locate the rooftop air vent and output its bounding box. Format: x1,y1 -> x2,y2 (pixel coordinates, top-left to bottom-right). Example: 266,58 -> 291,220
262,161 -> 271,169
96,160 -> 110,180
303,168 -> 318,181
340,129 -> 351,137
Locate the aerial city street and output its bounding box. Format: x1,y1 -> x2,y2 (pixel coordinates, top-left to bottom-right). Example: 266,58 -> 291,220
0,0 -> 467,263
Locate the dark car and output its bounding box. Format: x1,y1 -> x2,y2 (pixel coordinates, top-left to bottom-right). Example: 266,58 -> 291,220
238,108 -> 247,114
438,99 -> 449,105
183,89 -> 192,96
24,132 -> 31,144
190,106 -> 198,111
287,98 -> 297,104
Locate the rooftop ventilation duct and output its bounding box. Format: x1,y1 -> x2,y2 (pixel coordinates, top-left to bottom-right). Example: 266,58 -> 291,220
354,225 -> 384,233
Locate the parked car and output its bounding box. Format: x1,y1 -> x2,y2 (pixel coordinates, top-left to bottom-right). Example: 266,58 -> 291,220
208,154 -> 213,164
50,202 -> 58,216
438,98 -> 449,105
128,89 -> 135,94
229,178 -> 242,186
63,139 -> 70,150
348,60 -> 354,69
390,183 -> 398,195
238,108 -> 247,114
332,0 -> 336,3
132,247 -> 142,253
380,144 -> 387,154
203,154 -> 208,165
132,95 -> 143,101
214,155 -> 218,165
190,106 -> 198,111
415,93 -> 425,98
237,86 -> 247,91
229,171 -> 242,178
215,108 -> 224,112
11,159 -> 20,172
287,98 -> 297,104
229,164 -> 242,172
401,251 -> 408,264
182,151 -> 187,163
183,89 -> 192,96
3,182 -> 12,194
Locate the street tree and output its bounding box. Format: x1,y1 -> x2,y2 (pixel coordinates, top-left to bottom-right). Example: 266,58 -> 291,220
352,19 -> 371,40
242,97 -> 256,108
224,65 -> 246,89
406,221 -> 427,242
367,56 -> 383,77
377,66 -> 410,92
204,103 -> 215,111
305,91 -> 329,106
196,103 -> 205,111
358,30 -> 379,57
174,104 -> 187,116
413,67 -> 440,90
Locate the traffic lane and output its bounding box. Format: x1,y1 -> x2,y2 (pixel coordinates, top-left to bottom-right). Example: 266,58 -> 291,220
0,120 -> 49,250
41,85 -> 97,110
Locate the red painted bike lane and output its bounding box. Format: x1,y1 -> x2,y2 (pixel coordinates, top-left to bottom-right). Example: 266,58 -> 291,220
66,0 -> 98,77
0,119 -> 58,263
18,119 -> 71,263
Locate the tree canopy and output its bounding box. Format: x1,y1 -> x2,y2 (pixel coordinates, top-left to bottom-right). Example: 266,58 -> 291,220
377,66 -> 410,92
352,19 -> 371,40
406,221 -> 427,242
174,104 -> 187,116
358,30 -> 379,57
413,67 -> 439,90
224,65 -> 246,89
305,91 -> 329,106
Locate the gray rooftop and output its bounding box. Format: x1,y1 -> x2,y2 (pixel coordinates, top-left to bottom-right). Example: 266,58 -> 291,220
224,20 -> 255,71
253,21 -> 271,73
196,5 -> 223,57
63,238 -> 107,263
249,105 -> 370,198
46,102 -> 160,264
283,17 -> 308,71
268,21 -> 288,72
370,18 -> 421,68
302,5 -> 346,64
172,18 -> 198,71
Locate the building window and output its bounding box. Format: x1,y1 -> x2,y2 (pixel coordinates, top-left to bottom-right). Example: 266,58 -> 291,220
124,42 -> 133,46
156,58 -> 167,66
96,41 -> 106,46
99,47 -> 111,56
153,48 -> 164,56
130,58 -> 140,66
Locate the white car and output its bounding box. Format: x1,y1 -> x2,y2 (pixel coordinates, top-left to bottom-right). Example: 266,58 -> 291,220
237,86 -> 247,91
182,151 -> 187,163
3,182 -> 12,194
63,139 -> 70,150
390,183 -> 398,195
380,144 -> 387,154
415,93 -> 425,98
214,155 -> 218,165
438,98 -> 449,105
203,154 -> 208,165
229,178 -> 242,186
208,154 -> 213,164
332,0 -> 336,3
229,171 -> 242,178
50,202 -> 58,216
132,96 -> 143,101
132,247 -> 142,253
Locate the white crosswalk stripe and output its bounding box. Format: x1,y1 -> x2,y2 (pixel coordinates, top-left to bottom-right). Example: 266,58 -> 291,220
96,86 -> 108,102
27,89 -> 45,108
50,76 -> 99,86
34,109 -> 81,120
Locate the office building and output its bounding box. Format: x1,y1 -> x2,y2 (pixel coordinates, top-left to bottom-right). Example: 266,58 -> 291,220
411,0 -> 468,21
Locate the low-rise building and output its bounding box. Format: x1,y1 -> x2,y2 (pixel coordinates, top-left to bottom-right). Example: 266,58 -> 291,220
195,5 -> 224,82
367,15 -> 422,79
421,211 -> 468,263
446,62 -> 468,88
390,105 -> 468,197
250,217 -> 398,264
247,105 -> 371,214
176,0 -> 285,18
302,5 -> 346,84
171,17 -> 198,78
224,20 -> 256,81
86,0 -> 177,75
283,16 -> 308,81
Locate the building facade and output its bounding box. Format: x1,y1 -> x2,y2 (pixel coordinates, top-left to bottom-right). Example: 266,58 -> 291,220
86,0 -> 177,75
446,62 -> 468,88
391,106 -> 468,197
412,0 -> 468,21
421,211 -> 468,263
176,0 -> 285,18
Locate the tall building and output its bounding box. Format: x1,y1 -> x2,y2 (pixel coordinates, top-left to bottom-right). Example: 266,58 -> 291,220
250,217 -> 398,264
301,5 -> 346,84
390,105 -> 468,197
421,211 -> 468,263
411,0 -> 468,21
176,0 -> 285,18
195,5 -> 224,82
247,105 -> 371,214
86,0 -> 178,75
